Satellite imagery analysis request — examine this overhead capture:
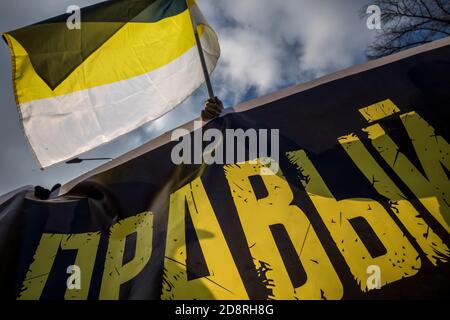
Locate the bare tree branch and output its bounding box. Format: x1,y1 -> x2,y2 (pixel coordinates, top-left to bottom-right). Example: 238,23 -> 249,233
365,0 -> 450,59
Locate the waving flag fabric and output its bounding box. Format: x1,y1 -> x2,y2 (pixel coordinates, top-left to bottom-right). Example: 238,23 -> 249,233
2,0 -> 220,168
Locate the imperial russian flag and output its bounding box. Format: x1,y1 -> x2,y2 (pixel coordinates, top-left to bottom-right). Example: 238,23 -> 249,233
2,0 -> 220,168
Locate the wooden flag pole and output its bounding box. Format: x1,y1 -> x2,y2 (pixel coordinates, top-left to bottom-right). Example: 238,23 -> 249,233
188,3 -> 215,100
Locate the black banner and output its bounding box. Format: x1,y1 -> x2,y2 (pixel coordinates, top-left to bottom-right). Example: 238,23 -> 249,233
1,38 -> 449,300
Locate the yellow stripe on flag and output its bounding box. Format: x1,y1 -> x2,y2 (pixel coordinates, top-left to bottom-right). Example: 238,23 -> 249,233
5,9 -> 203,104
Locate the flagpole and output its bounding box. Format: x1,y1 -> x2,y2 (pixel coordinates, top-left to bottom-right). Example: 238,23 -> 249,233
188,3 -> 215,100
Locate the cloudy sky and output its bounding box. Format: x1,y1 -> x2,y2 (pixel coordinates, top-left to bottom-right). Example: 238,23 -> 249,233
0,0 -> 375,196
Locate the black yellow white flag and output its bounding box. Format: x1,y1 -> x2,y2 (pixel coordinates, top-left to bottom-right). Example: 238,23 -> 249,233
2,0 -> 220,168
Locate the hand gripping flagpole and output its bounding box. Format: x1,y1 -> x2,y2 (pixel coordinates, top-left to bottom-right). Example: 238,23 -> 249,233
187,0 -> 215,100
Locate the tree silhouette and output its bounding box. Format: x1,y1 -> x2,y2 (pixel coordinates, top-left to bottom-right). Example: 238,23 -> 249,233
366,0 -> 450,58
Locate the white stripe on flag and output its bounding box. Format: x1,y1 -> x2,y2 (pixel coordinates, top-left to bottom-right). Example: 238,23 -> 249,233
19,34 -> 218,168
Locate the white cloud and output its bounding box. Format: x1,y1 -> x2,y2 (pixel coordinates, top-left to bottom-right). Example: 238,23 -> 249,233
199,0 -> 373,103
215,28 -> 282,103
